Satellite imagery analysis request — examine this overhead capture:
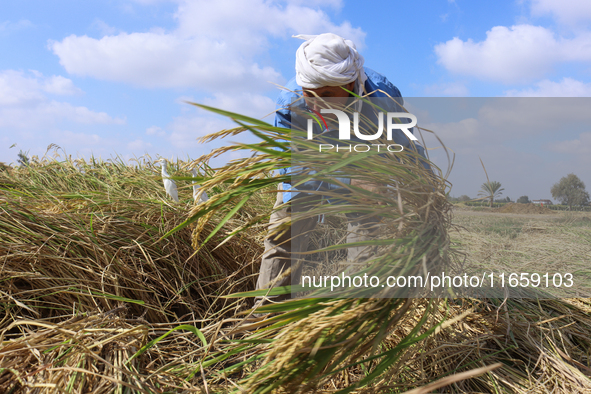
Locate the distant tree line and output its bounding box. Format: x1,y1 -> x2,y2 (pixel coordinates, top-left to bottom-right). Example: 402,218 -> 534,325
551,173 -> 590,209
448,173 -> 590,210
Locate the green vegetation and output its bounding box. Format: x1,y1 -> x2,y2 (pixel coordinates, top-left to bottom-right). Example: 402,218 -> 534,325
480,217 -> 523,239
478,180 -> 504,208
551,173 -> 590,209
16,149 -> 30,167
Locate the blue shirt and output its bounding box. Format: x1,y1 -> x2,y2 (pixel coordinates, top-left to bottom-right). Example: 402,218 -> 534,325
276,67 -> 427,203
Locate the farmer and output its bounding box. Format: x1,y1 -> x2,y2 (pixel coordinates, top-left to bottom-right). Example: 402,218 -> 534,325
255,33 -> 426,303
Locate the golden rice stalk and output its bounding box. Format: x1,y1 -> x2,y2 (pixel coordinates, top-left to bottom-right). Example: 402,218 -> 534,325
166,101 -> 458,393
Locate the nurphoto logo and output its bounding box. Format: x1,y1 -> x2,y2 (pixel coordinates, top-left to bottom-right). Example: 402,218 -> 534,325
305,109 -> 417,152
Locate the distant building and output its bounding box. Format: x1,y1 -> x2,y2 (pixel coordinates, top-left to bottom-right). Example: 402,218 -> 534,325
532,199 -> 553,205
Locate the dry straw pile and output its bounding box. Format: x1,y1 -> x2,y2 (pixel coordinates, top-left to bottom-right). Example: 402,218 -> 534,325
0,101 -> 590,393
0,152 -> 266,391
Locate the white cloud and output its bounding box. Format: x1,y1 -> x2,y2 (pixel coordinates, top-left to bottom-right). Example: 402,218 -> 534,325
51,32 -> 283,92
409,97 -> 591,152
165,107 -> 261,166
131,0 -> 343,4
50,0 -> 365,92
129,0 -> 172,4
549,132 -> 591,156
0,69 -> 124,130
410,99 -> 591,198
43,75 -> 83,95
530,0 -> 591,26
35,130 -> 125,161
288,0 -> 342,8
420,118 -> 481,153
200,93 -> 276,119
0,19 -> 33,33
0,70 -> 83,106
423,82 -> 469,96
168,114 -> 234,149
477,98 -> 591,135
52,130 -> 102,145
434,25 -> 591,83
387,98 -> 591,200
45,101 -> 124,124
91,19 -> 120,36
146,125 -> 166,136
0,101 -> 124,130
135,93 -> 274,165
174,0 -> 364,47
0,70 -> 45,105
128,139 -> 153,150
505,78 -> 591,97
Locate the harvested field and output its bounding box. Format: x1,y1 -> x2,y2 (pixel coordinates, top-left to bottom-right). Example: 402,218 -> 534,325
1,116 -> 591,392
451,208 -> 591,297
496,202 -> 555,214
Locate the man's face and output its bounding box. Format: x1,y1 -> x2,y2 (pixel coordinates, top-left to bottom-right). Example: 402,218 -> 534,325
302,81 -> 355,114
302,82 -> 354,98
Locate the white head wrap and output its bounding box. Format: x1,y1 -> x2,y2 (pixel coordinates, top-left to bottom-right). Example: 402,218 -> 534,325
294,33 -> 367,94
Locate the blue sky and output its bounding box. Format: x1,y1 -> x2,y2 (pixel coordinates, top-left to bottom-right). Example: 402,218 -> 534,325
1,0 -> 590,200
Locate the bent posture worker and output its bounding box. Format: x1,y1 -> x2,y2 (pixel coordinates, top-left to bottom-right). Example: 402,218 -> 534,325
255,33 -> 426,302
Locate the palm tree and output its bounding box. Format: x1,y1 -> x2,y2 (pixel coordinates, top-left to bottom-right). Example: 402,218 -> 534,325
478,181 -> 504,207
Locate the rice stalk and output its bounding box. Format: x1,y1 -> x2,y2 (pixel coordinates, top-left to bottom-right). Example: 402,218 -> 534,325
0,153 -> 263,326
1,104 -> 591,393
162,100 -> 458,393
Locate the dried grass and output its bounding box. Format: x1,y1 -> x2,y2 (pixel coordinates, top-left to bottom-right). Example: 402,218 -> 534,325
0,153 -> 267,325
0,119 -> 590,393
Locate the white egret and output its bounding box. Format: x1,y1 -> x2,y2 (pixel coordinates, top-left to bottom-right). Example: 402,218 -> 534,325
191,168 -> 209,203
159,159 -> 179,202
